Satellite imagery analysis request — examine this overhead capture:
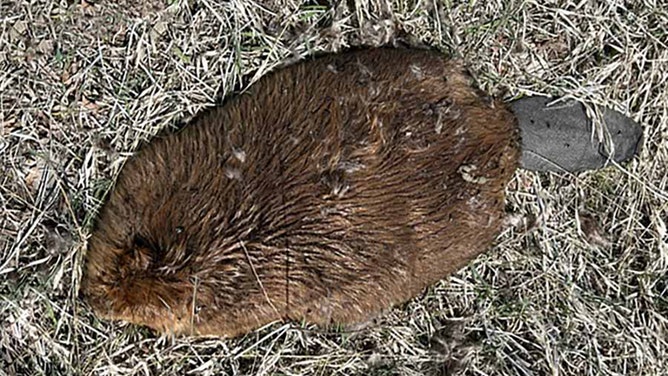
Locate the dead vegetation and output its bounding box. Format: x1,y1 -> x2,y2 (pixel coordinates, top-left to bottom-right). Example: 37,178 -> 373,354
1,0 -> 666,375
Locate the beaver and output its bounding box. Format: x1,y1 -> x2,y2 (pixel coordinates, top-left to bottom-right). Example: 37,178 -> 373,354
81,48 -> 641,337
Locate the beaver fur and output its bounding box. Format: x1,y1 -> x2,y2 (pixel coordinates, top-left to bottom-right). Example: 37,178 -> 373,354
82,48 -> 520,337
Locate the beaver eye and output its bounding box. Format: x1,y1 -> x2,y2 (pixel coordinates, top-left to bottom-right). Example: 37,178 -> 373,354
132,235 -> 152,249
127,235 -> 161,265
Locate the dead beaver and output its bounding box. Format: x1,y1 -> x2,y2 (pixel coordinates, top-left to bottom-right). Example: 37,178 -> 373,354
81,48 -> 641,337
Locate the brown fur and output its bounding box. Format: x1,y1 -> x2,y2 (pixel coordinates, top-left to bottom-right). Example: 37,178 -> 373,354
82,48 -> 520,337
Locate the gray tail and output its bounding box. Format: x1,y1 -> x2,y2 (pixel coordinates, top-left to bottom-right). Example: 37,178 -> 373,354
508,96 -> 642,173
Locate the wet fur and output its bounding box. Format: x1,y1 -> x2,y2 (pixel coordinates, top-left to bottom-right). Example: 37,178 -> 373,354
82,48 -> 520,337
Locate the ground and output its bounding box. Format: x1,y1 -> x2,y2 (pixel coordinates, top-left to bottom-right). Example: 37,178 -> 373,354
1,0 -> 667,375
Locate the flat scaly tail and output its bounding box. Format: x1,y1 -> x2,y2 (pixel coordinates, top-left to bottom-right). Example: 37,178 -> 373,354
509,96 -> 642,172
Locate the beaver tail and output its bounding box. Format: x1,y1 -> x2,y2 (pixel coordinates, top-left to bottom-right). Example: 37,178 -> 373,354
509,96 -> 642,172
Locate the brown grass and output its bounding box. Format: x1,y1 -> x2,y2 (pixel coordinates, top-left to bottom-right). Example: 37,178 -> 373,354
1,0 -> 666,375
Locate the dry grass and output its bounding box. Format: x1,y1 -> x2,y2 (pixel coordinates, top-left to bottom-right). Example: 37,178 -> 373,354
1,0 -> 667,375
